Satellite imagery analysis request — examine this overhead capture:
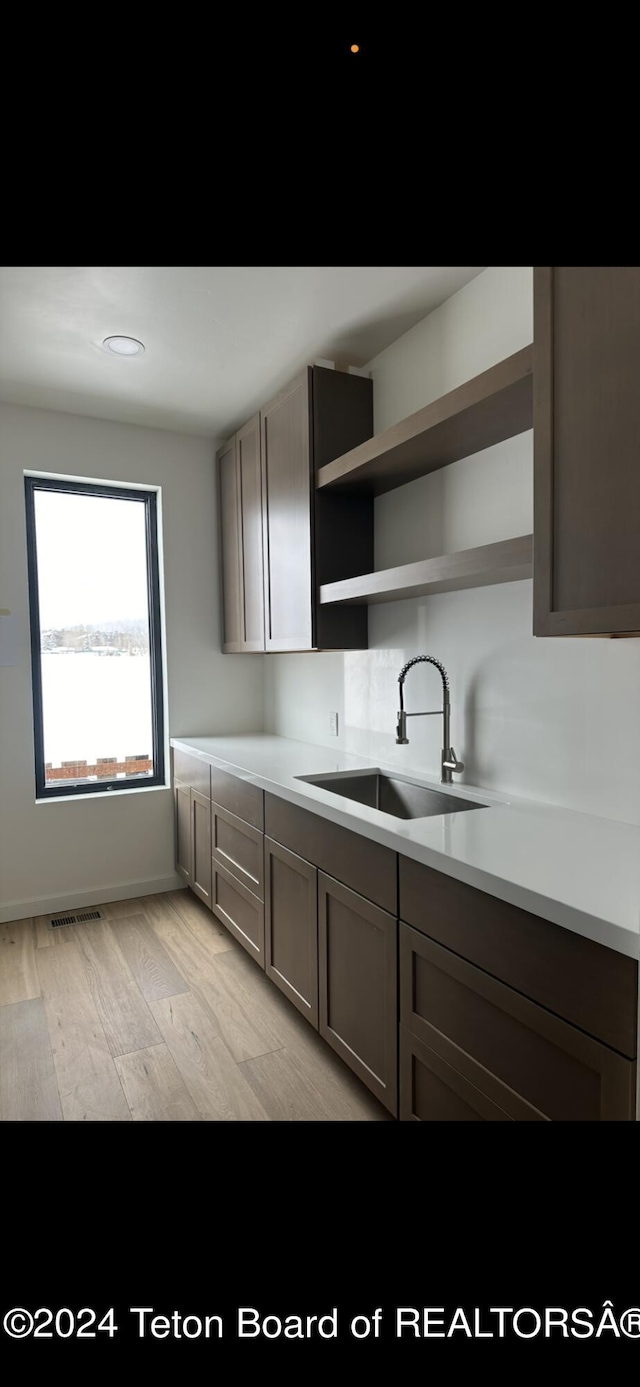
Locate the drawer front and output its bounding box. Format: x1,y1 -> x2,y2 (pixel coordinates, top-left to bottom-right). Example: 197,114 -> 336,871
400,1027 -> 513,1122
400,923 -> 635,1122
210,764 -> 264,830
212,859 -> 264,966
399,855 -> 638,1058
172,748 -> 211,799
265,838 -> 318,1027
265,793 -> 397,914
212,802 -> 264,900
319,873 -> 397,1115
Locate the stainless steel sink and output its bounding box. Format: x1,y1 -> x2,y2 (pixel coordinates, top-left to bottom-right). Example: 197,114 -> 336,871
295,769 -> 487,820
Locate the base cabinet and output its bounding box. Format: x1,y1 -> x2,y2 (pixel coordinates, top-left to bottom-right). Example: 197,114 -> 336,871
319,873 -> 397,1115
265,837 -> 318,1026
399,923 -> 636,1122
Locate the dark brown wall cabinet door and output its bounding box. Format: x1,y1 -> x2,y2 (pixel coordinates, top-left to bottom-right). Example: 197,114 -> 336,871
399,923 -> 635,1121
212,859 -> 265,966
216,436 -> 243,652
261,370 -> 314,651
217,420 -> 265,653
318,873 -> 397,1115
236,415 -> 265,651
534,266 -> 640,636
174,781 -> 191,885
265,837 -> 318,1026
190,790 -> 212,908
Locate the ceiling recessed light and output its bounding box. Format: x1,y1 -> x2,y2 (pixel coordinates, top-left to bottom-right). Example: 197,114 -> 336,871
103,335 -> 145,356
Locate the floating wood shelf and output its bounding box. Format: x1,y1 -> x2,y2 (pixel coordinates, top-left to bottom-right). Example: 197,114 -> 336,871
316,346 -> 533,495
319,535 -> 533,607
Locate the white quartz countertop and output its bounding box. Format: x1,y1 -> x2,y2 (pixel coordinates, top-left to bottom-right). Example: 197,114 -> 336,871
171,734 -> 640,961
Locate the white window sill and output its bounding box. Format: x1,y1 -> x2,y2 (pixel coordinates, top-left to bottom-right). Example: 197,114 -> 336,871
36,783 -> 170,805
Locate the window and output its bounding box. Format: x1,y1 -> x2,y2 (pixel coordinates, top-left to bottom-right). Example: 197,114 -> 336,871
24,475 -> 165,799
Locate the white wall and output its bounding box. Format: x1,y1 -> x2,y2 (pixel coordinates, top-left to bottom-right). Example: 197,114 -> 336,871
264,266 -> 640,827
0,403 -> 263,920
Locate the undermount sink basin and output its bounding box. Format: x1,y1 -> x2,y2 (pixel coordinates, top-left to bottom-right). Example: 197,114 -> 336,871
295,769 -> 487,820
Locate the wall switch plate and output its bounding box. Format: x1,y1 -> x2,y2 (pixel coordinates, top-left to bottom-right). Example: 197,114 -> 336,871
329,711 -> 339,736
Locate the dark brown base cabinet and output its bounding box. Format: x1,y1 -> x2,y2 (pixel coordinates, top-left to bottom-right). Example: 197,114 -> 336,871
399,925 -> 635,1122
265,838 -> 318,1028
398,856 -> 637,1122
173,755 -> 638,1122
319,873 -> 397,1114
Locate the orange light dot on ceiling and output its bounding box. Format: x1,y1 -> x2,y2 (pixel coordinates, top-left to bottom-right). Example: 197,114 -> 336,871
350,44 -> 359,53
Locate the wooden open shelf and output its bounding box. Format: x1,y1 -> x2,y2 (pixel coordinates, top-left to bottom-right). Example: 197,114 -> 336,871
316,346 -> 533,495
319,535 -> 533,607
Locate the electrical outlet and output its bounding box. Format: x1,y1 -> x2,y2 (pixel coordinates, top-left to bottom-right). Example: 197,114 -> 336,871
329,711 -> 339,737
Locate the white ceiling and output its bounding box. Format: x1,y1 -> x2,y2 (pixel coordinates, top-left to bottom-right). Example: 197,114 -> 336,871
0,266 -> 484,438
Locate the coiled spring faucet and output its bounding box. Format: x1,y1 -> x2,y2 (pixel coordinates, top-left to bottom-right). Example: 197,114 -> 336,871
396,655 -> 464,785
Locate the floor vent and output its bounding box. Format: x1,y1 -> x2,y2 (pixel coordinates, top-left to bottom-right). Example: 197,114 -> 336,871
48,908 -> 105,929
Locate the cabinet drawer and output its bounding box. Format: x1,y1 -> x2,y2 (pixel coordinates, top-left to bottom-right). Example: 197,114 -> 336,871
212,860 -> 264,967
172,748 -> 211,800
212,802 -> 264,900
400,923 -> 635,1121
265,793 -> 397,914
400,1027 -> 513,1122
210,765 -> 264,830
399,855 -> 638,1057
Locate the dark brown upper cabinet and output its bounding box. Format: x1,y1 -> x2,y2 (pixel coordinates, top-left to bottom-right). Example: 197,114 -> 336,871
216,365 -> 373,654
260,372 -> 313,651
534,267 -> 640,636
217,434 -> 242,651
216,414 -> 265,652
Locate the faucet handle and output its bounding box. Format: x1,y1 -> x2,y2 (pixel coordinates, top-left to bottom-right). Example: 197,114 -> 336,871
396,711 -> 409,745
442,748 -> 464,773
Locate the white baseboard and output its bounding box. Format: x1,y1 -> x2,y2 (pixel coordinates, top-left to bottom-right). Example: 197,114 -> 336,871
0,874 -> 185,924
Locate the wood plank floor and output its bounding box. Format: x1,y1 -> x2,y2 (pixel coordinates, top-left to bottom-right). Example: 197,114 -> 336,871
0,891 -> 390,1122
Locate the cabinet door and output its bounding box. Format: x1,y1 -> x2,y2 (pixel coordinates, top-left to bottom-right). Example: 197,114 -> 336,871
261,369 -> 314,651
217,435 -> 243,652
190,790 -> 212,908
265,837 -> 318,1026
236,415 -> 265,651
399,923 -> 635,1121
318,873 -> 397,1115
534,266 -> 640,636
174,781 -> 191,885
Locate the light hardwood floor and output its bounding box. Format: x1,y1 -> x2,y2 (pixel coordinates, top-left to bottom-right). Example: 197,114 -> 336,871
0,891 -> 389,1122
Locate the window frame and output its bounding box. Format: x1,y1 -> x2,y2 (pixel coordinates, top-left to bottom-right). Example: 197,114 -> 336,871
24,473 -> 166,800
